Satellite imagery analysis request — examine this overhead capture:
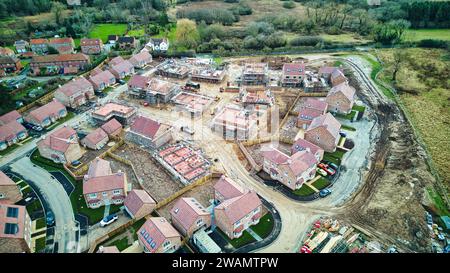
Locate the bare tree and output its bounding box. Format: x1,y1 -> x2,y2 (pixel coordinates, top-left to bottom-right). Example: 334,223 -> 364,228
392,49 -> 407,82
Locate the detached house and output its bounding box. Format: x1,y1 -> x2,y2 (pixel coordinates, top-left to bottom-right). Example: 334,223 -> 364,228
25,99 -> 67,128
48,38 -> 75,54
262,146 -> 318,191
80,38 -> 103,55
83,157 -> 128,209
0,110 -> 23,125
37,126 -> 83,164
29,53 -> 90,76
91,102 -> 136,125
100,118 -> 123,137
0,56 -> 22,74
109,60 -> 134,80
125,115 -> 173,150
170,197 -> 211,237
304,113 -> 341,153
297,98 -> 328,129
81,128 -> 109,150
30,39 -> 49,54
124,189 -> 156,220
214,175 -> 247,204
14,40 -> 29,54
118,36 -> 138,50
146,38 -> 169,53
241,62 -> 268,86
0,47 -> 15,57
281,62 -> 306,87
137,217 -> 182,253
0,204 -> 32,253
0,121 -> 28,151
0,171 -> 22,204
129,51 -> 152,69
326,82 -> 356,114
89,70 -> 116,91
54,77 -> 95,109
330,69 -> 347,87
109,56 -> 125,66
291,138 -> 324,163
214,187 -> 262,240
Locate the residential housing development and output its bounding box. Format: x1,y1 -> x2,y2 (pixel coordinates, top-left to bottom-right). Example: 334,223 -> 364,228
0,203 -> 32,253
25,99 -> 67,128
326,82 -> 356,114
125,115 -> 173,150
83,157 -> 128,209
170,197 -> 211,237
304,113 -> 342,153
53,77 -> 95,109
137,217 -> 182,253
37,126 -> 83,164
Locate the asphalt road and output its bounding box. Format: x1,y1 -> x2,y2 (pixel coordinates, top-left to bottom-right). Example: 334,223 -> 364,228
11,157 -> 78,253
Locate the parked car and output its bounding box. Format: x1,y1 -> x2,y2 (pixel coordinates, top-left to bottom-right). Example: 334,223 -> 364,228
318,163 -> 336,176
316,168 -> 327,176
299,246 -> 312,253
319,189 -> 332,198
118,79 -> 126,85
46,211 -> 55,226
323,161 -> 339,170
71,160 -> 81,166
24,123 -> 34,130
32,125 -> 43,131
186,81 -> 200,89
100,214 -> 118,227
339,132 -> 347,137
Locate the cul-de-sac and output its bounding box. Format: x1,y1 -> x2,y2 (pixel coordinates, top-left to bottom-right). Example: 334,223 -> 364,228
0,0 -> 449,254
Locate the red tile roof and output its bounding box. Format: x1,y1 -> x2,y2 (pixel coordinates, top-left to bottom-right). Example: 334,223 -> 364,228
170,197 -> 209,232
328,82 -> 355,101
283,62 -> 306,76
110,60 -> 133,75
55,77 -> 93,97
89,70 -> 115,86
30,38 -> 48,45
49,37 -> 74,45
0,121 -> 26,143
0,171 -> 15,186
109,56 -> 125,66
215,191 -> 261,224
129,51 -> 152,66
307,113 -> 341,137
81,38 -> 102,46
124,189 -> 156,217
83,172 -> 126,195
87,157 -> 112,178
128,75 -> 150,90
137,217 -> 180,253
31,53 -> 89,64
101,118 -> 122,135
39,126 -> 78,153
214,175 -> 247,200
0,204 -> 28,239
27,100 -> 66,123
291,138 -> 324,157
129,116 -> 163,139
83,128 -> 108,146
0,110 -> 22,125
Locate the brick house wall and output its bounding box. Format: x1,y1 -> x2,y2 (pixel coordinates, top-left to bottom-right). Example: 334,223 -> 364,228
125,129 -> 172,150
304,127 -> 339,153
214,205 -> 262,239
326,92 -> 354,114
0,184 -> 22,204
84,184 -> 127,209
262,159 -> 316,190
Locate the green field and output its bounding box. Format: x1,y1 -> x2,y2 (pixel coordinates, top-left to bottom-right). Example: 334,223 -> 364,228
128,28 -> 146,37
250,213 -> 274,239
89,24 -> 128,43
404,29 -> 450,42
293,184 -> 316,196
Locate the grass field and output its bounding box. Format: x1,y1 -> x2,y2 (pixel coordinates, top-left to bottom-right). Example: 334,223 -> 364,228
312,177 -> 331,190
128,27 -> 146,37
404,29 -> 450,42
293,184 -> 316,196
250,213 -> 274,239
376,48 -> 450,194
89,24 -> 128,43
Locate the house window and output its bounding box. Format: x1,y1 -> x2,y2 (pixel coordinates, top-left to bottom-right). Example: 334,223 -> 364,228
144,232 -> 149,239
102,192 -> 108,197
150,242 -> 156,249
89,193 -> 97,199
0,193 -> 4,199
140,229 -> 146,236
113,190 -> 121,195
6,207 -> 19,218
316,136 -> 320,141
196,219 -> 204,227
163,241 -> 171,247
174,208 -> 179,214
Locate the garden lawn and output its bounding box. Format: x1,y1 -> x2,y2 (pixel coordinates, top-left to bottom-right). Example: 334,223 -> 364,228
341,124 -> 356,131
128,28 -> 146,37
250,213 -> 274,239
110,236 -> 130,252
89,24 -> 128,43
312,177 -> 331,190
404,29 -> 450,42
226,230 -> 256,249
293,184 -> 316,196
35,217 -> 46,230
323,150 -> 346,165
34,237 -> 46,253
26,199 -> 43,216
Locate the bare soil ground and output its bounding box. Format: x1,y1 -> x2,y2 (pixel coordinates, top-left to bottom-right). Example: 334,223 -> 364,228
157,178 -> 217,221
280,115 -> 298,140
113,143 -> 183,202
337,58 -> 439,252
104,155 -> 140,190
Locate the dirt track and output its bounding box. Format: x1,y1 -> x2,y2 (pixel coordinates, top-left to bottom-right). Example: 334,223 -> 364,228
334,57 -> 437,252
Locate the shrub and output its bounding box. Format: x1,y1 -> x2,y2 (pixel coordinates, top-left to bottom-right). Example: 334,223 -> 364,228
417,39 -> 449,49
289,36 -> 324,47
282,1 -> 295,9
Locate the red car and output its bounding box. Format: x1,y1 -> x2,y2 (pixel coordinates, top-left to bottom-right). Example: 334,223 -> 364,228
318,163 -> 336,175
300,246 -> 312,253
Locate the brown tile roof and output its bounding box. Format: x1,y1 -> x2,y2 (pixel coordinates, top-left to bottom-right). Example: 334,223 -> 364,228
110,60 -> 133,75
215,191 -> 261,224
83,172 -> 126,194
55,77 -> 93,97
100,118 -> 122,135
283,62 -> 306,76
89,70 -> 115,86
0,110 -> 22,125
129,116 -> 169,140
80,38 -> 102,46
129,51 -> 152,65
307,113 -> 341,137
109,56 -> 125,66
137,217 -> 180,253
31,53 -> 89,64
27,100 -> 66,124
170,197 -> 209,232
128,75 -> 150,90
86,157 -> 112,178
49,37 -> 74,45
214,175 -> 247,200
30,38 -> 48,45
328,82 -> 355,101
83,128 -> 108,146
38,126 -> 78,153
124,189 -> 156,217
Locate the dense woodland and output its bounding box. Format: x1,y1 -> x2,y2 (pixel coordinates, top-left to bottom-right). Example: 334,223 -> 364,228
0,0 -> 449,52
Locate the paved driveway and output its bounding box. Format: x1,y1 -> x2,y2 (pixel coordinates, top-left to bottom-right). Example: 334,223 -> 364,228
11,157 -> 78,253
